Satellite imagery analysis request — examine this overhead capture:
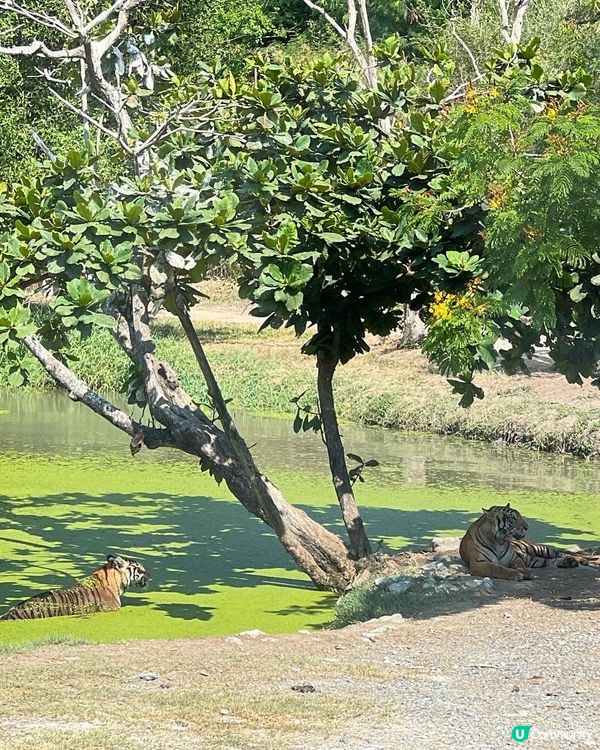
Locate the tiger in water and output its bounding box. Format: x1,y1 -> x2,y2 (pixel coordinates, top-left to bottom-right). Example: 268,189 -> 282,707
0,554 -> 148,620
460,504 -> 597,580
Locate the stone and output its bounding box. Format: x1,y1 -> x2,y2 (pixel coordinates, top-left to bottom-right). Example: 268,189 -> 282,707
139,673 -> 158,681
291,684 -> 316,694
239,629 -> 265,638
225,636 -> 243,646
431,536 -> 462,553
378,613 -> 403,623
387,579 -> 413,595
482,577 -> 494,593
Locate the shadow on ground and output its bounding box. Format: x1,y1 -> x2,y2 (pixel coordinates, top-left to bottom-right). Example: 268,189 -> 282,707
1,492 -> 598,624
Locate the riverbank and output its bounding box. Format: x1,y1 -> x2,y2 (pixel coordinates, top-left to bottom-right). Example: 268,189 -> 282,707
2,308 -> 600,459
2,568 -> 599,750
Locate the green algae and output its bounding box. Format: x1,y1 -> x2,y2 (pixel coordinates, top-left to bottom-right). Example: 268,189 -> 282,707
1,391 -> 600,645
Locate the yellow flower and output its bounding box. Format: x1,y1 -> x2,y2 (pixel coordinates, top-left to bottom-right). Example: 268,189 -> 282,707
429,298 -> 452,321
546,106 -> 558,121
464,102 -> 477,114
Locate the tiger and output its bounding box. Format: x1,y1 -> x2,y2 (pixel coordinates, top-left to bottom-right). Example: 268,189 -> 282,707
0,554 -> 148,620
459,504 -> 597,581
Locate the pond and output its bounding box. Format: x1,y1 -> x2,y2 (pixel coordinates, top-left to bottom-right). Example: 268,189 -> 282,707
1,390 -> 599,644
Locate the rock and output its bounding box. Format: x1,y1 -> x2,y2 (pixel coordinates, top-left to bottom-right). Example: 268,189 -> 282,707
384,613 -> 403,622
139,673 -> 158,681
431,536 -> 462,553
482,577 -> 494,593
239,629 -> 265,638
225,636 -> 243,646
297,629 -> 312,635
422,561 -> 443,571
291,684 -> 316,694
387,578 -> 413,595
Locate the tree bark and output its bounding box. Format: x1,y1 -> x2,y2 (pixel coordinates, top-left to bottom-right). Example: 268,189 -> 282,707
123,289 -> 356,589
398,305 -> 426,349
317,350 -> 372,559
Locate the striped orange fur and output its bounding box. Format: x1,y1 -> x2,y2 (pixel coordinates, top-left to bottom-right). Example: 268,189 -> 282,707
459,504 -> 596,581
1,554 -> 148,620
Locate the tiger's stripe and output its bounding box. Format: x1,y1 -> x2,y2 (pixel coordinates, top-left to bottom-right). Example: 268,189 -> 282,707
1,554 -> 148,621
460,504 -> 596,581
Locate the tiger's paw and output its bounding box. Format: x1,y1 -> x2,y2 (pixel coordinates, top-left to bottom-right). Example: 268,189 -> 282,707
558,556 -> 579,568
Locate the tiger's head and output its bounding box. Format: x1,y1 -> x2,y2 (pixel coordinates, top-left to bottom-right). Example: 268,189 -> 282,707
482,503 -> 528,542
105,554 -> 149,591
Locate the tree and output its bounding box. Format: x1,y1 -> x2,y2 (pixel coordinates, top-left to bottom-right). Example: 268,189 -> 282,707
422,46 -> 600,396
0,0 -> 482,589
1,1 -> 598,593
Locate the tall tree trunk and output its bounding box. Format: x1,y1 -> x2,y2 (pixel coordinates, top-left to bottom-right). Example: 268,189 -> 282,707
317,350 -> 372,559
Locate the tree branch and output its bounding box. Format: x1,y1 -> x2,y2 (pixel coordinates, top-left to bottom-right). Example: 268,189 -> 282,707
22,334 -> 174,449
511,0 -> 530,44
300,0 -> 347,40
47,85 -> 128,148
0,39 -> 83,58
0,1 -> 77,38
497,0 -> 512,44
450,24 -> 482,77
84,0 -> 144,34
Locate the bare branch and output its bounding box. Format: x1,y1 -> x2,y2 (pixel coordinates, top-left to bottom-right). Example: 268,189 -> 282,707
0,39 -> 83,58
22,334 -> 175,449
84,0 -> 144,34
450,24 -> 482,78
300,0 -> 347,40
0,23 -> 25,37
357,0 -> 374,53
62,0 -> 83,29
47,85 -> 129,149
497,0 -> 512,43
496,0 -> 530,44
442,72 -> 487,103
31,129 -> 57,161
511,0 -> 530,44
0,1 -> 77,38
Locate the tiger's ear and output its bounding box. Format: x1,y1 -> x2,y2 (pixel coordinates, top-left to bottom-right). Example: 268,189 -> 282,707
505,502 -> 511,508
107,554 -> 125,569
482,507 -> 490,514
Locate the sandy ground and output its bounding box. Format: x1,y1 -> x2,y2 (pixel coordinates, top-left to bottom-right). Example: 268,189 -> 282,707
1,565 -> 599,750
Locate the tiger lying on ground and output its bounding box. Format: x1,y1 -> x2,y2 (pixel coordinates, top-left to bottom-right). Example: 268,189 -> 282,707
0,554 -> 148,620
460,504 -> 597,581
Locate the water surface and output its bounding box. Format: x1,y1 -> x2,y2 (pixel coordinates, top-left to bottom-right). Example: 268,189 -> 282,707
1,390 -> 598,644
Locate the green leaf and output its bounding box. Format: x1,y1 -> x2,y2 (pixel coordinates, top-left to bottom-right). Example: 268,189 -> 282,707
318,232 -> 346,244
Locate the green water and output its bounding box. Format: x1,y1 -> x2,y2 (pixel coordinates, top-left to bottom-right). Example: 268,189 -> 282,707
1,390 -> 599,644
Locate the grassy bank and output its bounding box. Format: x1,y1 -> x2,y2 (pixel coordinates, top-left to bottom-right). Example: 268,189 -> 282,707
2,317 -> 600,459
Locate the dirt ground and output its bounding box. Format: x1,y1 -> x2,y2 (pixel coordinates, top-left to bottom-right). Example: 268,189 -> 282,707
1,566 -> 599,750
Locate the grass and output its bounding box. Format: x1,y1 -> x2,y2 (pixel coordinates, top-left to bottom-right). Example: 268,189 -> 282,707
0,635 -> 91,653
4,315 -> 600,459
331,582 -> 409,628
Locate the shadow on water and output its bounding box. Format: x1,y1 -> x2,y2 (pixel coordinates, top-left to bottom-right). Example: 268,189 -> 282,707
1,491 -> 598,623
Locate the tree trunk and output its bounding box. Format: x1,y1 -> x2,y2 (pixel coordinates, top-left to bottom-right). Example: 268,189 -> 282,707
317,350 -> 372,559
398,305 -> 426,349
124,290 -> 357,590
